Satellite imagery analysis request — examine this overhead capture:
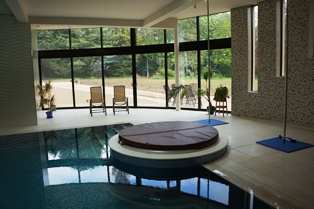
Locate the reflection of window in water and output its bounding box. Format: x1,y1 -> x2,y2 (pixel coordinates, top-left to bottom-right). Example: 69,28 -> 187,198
181,177 -> 198,195
44,124 -> 132,161
141,179 -> 168,189
109,166 -> 136,185
47,167 -> 79,185
200,178 -> 229,206
45,129 -> 77,160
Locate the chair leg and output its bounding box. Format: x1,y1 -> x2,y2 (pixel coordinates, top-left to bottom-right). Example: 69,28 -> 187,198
127,100 -> 129,114
113,104 -> 115,116
89,101 -> 93,116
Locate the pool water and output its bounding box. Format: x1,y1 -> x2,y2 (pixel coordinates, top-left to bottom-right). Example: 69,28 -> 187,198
0,124 -> 274,209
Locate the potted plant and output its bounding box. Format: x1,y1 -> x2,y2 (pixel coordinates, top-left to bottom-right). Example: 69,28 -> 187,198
214,86 -> 229,102
36,81 -> 56,119
198,70 -> 215,115
198,88 -> 216,115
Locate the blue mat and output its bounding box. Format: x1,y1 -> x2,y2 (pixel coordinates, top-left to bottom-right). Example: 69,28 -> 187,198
257,137 -> 314,153
195,119 -> 228,126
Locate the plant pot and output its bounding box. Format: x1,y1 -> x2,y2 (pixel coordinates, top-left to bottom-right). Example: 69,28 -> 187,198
46,111 -> 53,119
207,105 -> 216,115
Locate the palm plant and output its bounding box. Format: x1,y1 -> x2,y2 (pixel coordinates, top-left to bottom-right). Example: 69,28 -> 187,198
36,81 -> 56,111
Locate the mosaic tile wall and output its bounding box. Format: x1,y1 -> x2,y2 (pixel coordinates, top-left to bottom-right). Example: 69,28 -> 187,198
231,0 -> 314,128
0,8 -> 37,127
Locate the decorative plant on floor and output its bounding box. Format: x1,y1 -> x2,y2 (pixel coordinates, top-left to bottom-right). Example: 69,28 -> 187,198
198,70 -> 215,115
36,81 -> 56,119
214,86 -> 229,102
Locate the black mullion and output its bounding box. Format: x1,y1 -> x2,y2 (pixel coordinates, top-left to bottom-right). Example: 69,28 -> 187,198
131,28 -> 137,107
100,27 -> 104,48
38,58 -> 43,87
38,39 -> 231,59
70,57 -> 76,107
164,29 -> 169,108
69,29 -> 76,107
68,28 -> 72,49
101,56 -> 107,114
100,27 -> 107,114
196,16 -> 202,110
38,58 -> 44,110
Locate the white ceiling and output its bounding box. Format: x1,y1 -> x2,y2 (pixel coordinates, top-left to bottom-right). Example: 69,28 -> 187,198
27,0 -> 174,20
177,0 -> 257,18
6,0 -> 257,28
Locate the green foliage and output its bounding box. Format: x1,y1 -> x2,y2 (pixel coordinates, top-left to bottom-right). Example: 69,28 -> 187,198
71,28 -> 101,48
102,27 -> 130,47
137,28 -> 164,45
136,53 -> 164,77
37,29 -> 69,50
104,55 -> 132,77
199,12 -> 231,40
37,13 -> 231,80
178,18 -> 197,42
214,86 -> 229,101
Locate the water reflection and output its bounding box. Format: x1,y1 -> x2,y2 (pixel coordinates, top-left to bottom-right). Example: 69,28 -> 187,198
0,124 -> 274,209
45,124 -> 131,161
41,123 -> 275,209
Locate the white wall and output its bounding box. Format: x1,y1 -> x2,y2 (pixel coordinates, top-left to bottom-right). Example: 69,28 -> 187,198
0,1 -> 37,128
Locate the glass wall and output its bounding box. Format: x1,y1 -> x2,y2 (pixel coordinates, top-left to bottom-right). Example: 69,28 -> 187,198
37,12 -> 231,111
136,53 -> 165,107
201,49 -> 232,110
166,30 -> 174,43
73,57 -> 102,107
167,52 -> 176,107
37,29 -> 69,50
71,27 -> 101,49
136,28 -> 164,45
102,27 -> 130,47
41,58 -> 73,107
103,55 -> 133,106
180,51 -> 198,108
199,12 -> 231,40
178,18 -> 197,42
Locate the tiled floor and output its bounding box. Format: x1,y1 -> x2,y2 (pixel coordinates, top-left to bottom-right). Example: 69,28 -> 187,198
1,108 -> 313,209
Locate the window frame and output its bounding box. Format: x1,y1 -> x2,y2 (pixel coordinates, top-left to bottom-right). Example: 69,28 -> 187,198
37,14 -> 232,111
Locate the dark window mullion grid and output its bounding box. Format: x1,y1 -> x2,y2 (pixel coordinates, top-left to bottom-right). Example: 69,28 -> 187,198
38,58 -> 44,110
37,19 -> 231,110
100,27 -> 107,112
131,28 -> 137,107
69,29 -> 76,107
164,29 -> 169,108
196,16 -> 202,110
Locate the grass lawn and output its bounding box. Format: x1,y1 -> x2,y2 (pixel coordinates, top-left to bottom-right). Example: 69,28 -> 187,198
49,76 -> 232,95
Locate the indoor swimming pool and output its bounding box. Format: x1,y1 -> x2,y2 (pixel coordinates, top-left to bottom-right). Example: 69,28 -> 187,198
0,124 -> 274,209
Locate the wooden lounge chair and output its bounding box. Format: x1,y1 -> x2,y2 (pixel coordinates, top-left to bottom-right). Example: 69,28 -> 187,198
113,85 -> 129,115
89,86 -> 106,116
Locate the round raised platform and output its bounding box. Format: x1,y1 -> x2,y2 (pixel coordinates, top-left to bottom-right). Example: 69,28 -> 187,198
109,134 -> 228,168
119,121 -> 219,150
